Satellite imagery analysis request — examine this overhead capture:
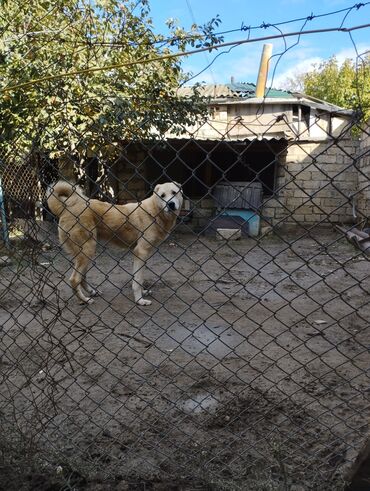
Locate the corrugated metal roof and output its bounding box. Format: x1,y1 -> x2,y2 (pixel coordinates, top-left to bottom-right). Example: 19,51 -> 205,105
177,83 -> 353,116
178,82 -> 294,100
166,135 -> 289,142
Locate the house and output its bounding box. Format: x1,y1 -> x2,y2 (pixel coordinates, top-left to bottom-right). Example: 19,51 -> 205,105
142,82 -> 359,233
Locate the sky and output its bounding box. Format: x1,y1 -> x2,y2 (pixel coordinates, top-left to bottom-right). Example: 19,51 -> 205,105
148,0 -> 370,89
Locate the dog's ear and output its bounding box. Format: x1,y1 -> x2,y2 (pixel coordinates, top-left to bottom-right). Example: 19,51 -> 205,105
173,181 -> 182,191
154,184 -> 161,194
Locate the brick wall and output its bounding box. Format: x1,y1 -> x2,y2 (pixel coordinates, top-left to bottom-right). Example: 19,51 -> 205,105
261,138 -> 360,228
57,147 -> 148,203
115,147 -> 147,203
56,135 -> 364,233
190,198 -> 214,230
173,136 -> 362,233
357,125 -> 370,218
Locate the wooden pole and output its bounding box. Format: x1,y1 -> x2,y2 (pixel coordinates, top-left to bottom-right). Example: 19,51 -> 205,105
255,44 -> 273,98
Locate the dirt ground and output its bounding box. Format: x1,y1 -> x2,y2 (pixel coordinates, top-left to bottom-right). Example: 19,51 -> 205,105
0,224 -> 369,490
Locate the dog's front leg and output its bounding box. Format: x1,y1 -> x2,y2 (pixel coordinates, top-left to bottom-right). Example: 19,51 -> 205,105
132,243 -> 152,306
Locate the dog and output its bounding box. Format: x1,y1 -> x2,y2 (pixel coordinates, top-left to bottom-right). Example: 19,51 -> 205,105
47,181 -> 183,305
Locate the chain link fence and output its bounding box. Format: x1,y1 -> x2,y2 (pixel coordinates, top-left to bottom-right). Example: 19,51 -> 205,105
1,3 -> 370,490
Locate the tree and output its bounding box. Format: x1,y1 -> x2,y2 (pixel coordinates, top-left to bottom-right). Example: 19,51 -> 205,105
284,55 -> 370,122
0,0 -> 222,163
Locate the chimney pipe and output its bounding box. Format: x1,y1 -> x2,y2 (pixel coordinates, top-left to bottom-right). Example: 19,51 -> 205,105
255,44 -> 273,98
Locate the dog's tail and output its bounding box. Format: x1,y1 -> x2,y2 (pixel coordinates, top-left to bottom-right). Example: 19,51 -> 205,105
46,181 -> 85,217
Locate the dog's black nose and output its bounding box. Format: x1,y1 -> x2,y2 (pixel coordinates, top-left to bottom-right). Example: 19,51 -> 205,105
168,201 -> 176,210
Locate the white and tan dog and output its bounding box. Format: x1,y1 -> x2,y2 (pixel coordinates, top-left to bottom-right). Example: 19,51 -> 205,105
47,181 -> 183,305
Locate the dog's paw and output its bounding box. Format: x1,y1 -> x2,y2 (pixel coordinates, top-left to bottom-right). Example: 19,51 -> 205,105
91,288 -> 102,297
143,289 -> 152,296
137,298 -> 152,306
79,297 -> 94,305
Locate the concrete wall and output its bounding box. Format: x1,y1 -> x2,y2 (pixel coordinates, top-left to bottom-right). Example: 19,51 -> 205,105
167,103 -> 294,141
167,100 -> 352,143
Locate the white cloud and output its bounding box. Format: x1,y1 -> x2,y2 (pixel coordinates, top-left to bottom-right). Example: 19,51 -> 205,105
335,45 -> 370,64
270,57 -> 322,89
181,37 -> 370,89
269,43 -> 370,90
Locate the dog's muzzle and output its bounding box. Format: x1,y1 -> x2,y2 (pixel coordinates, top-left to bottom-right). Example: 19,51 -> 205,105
163,195 -> 181,213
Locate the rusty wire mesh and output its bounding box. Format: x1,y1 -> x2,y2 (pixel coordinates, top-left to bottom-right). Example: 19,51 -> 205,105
1,3 -> 370,491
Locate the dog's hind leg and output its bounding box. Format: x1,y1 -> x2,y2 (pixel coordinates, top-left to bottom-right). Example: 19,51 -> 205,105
70,255 -> 93,304
132,241 -> 153,306
70,240 -> 96,304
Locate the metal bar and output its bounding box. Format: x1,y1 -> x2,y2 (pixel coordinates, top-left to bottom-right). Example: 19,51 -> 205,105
0,177 -> 10,249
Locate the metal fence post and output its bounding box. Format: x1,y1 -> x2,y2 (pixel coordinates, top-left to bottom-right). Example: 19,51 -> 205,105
0,177 -> 10,248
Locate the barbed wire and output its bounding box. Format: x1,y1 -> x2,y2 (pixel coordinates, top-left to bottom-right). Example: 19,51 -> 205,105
2,22 -> 370,93
5,1 -> 367,48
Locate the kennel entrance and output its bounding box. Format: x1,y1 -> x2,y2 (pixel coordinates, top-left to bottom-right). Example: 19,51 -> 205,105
144,138 -> 288,233
145,138 -> 288,197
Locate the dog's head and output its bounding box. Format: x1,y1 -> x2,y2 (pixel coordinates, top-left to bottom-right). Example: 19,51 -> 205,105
154,182 -> 183,214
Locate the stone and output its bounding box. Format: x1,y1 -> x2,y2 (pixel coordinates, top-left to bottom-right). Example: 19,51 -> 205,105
216,228 -> 241,241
